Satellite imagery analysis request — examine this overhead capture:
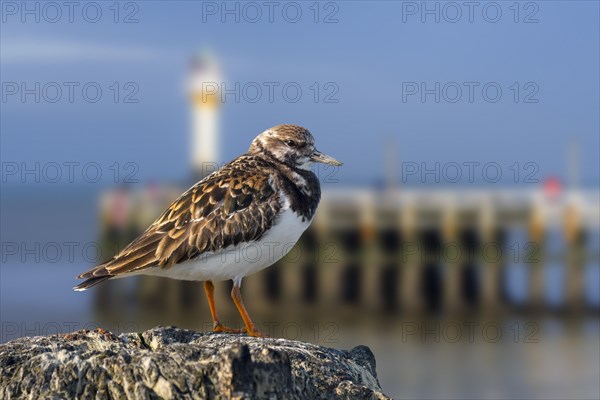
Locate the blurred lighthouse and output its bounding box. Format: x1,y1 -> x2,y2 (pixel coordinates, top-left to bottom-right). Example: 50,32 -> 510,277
189,51 -> 222,180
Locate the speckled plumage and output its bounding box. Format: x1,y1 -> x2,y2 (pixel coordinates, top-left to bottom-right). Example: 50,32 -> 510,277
75,124 -> 340,290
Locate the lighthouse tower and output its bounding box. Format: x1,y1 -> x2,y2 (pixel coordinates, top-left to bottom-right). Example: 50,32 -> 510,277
189,52 -> 222,179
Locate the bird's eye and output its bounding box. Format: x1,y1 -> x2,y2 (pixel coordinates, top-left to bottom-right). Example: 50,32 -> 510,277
285,140 -> 297,147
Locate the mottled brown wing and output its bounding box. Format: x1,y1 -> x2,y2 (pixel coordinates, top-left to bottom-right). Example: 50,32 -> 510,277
76,162 -> 281,282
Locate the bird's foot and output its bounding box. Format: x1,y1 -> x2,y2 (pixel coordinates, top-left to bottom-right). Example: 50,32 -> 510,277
213,322 -> 244,334
242,325 -> 269,338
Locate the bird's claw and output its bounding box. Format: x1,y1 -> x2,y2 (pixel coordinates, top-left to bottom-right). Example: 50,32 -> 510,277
213,322 -> 244,334
242,326 -> 269,338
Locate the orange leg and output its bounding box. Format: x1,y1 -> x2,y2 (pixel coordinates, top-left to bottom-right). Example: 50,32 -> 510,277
203,281 -> 242,334
231,283 -> 267,337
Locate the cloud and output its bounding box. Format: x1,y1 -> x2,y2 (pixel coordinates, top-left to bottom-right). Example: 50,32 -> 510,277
1,38 -> 161,63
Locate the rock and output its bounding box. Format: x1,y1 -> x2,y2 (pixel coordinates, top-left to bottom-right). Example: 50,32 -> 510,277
0,326 -> 390,399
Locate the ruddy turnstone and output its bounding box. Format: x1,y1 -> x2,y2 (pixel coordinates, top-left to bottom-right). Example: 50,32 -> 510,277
75,124 -> 342,337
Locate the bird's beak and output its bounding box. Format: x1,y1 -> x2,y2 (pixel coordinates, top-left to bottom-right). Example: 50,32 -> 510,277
310,150 -> 343,166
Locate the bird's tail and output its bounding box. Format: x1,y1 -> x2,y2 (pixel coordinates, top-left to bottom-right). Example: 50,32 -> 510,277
73,275 -> 111,291
73,263 -> 113,291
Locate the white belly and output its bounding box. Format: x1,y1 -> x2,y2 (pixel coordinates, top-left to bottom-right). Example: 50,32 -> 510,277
134,208 -> 311,284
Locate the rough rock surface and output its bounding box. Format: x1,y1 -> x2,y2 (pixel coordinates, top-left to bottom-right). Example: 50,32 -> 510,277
0,326 -> 390,399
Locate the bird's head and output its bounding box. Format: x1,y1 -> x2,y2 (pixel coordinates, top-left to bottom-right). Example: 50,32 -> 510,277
249,124 -> 342,170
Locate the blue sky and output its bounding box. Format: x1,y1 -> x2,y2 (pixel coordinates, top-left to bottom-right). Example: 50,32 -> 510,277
1,1 -> 599,187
